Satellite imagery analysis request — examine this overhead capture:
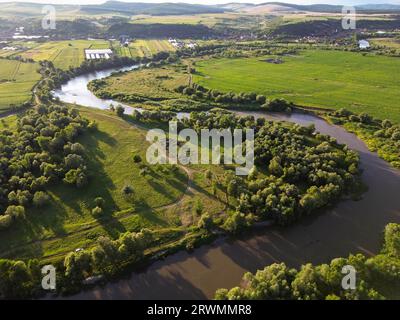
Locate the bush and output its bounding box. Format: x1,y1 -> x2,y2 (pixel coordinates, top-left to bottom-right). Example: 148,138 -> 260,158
92,206 -> 103,217
0,215 -> 13,230
5,205 -> 25,221
94,197 -> 105,208
116,106 -> 125,117
33,191 -> 50,208
122,185 -> 133,195
133,154 -> 142,163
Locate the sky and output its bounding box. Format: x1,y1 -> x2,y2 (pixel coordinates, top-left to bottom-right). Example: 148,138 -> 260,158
0,0 -> 399,6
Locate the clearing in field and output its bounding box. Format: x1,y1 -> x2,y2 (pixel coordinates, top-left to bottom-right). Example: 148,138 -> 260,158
0,59 -> 41,113
193,50 -> 400,122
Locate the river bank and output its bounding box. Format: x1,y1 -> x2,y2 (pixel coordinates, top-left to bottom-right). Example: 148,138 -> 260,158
43,64 -> 400,299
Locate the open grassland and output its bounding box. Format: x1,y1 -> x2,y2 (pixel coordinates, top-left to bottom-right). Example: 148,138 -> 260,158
193,50 -> 400,122
17,40 -> 110,70
0,107 -> 225,262
113,39 -> 176,58
0,59 -> 40,113
100,64 -> 189,100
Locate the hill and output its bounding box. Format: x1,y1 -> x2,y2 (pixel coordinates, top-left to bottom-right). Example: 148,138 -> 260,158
225,2 -> 400,14
82,1 -> 226,16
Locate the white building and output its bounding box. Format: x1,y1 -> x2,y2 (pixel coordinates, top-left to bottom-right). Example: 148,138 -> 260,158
85,49 -> 113,60
358,40 -> 370,49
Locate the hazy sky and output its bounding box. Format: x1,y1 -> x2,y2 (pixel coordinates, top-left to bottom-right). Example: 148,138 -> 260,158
0,0 -> 399,6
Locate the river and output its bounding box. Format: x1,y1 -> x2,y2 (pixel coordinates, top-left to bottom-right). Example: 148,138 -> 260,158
53,66 -> 400,300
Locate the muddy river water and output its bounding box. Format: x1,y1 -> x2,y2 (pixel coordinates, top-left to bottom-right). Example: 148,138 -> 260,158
53,66 -> 400,299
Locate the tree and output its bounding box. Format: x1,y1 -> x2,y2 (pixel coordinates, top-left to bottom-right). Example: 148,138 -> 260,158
92,206 -> 103,216
133,154 -> 142,164
256,95 -> 266,104
269,157 -> 283,177
94,197 -> 105,208
194,199 -> 204,216
116,105 -> 125,117
122,184 -> 133,195
33,191 -> 50,208
5,205 -> 25,221
198,212 -> 214,230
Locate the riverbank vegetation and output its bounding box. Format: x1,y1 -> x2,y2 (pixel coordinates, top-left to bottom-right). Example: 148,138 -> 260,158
328,108 -> 400,169
0,105 -> 362,298
192,50 -> 400,123
215,223 -> 400,300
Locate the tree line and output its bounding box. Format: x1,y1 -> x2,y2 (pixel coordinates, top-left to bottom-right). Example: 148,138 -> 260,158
216,223 -> 400,300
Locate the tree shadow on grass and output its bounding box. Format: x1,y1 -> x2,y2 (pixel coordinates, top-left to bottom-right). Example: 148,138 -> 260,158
134,198 -> 169,227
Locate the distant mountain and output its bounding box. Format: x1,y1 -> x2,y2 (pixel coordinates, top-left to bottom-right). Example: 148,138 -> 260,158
81,1 -> 226,16
223,2 -> 400,13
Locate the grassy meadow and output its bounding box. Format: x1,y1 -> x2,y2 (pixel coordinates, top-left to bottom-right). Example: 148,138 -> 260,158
193,50 -> 400,122
0,59 -> 41,113
100,64 -> 189,99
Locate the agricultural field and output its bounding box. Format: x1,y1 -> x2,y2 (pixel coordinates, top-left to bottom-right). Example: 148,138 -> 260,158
370,37 -> 400,49
0,59 -> 41,113
193,49 -> 400,122
16,40 -> 110,70
130,13 -> 245,27
0,106 -> 225,262
113,39 -> 176,58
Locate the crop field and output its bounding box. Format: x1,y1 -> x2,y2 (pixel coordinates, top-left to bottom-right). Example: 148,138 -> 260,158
113,39 -> 176,58
130,13 -> 244,26
0,107 -> 225,262
193,50 -> 400,122
17,40 -> 110,70
370,37 -> 400,49
0,59 -> 41,112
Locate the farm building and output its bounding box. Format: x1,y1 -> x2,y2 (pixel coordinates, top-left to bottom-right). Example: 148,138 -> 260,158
85,49 -> 113,60
358,40 -> 370,49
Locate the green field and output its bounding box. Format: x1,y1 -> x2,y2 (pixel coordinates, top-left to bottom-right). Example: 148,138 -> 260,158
113,39 -> 176,58
0,59 -> 41,112
193,50 -> 400,122
370,37 -> 400,49
130,13 -> 244,26
98,64 -> 189,99
0,106 -> 225,262
17,40 -> 110,70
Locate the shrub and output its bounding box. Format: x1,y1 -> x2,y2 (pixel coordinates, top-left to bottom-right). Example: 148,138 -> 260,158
92,206 -> 103,217
122,185 -> 133,195
0,215 -> 13,230
94,197 -> 105,208
133,154 -> 142,163
116,106 -> 125,117
5,205 -> 25,221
